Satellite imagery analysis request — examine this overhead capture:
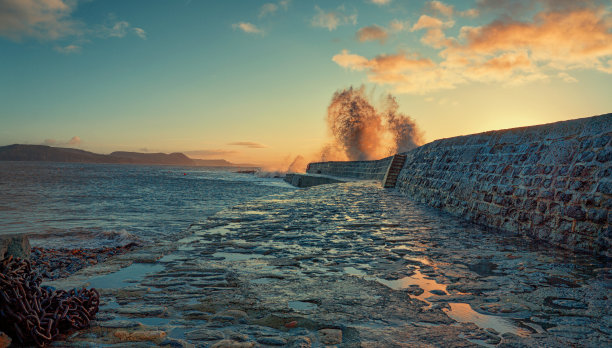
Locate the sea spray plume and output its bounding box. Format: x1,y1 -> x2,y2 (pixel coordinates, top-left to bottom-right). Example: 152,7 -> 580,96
287,155 -> 308,173
326,86 -> 384,161
382,94 -> 423,153
322,85 -> 423,161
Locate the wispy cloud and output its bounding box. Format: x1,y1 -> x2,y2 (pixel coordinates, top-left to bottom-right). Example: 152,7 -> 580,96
427,1 -> 479,19
0,0 -> 147,50
311,5 -> 357,31
356,25 -> 388,43
259,3 -> 278,18
370,0 -> 391,5
557,72 -> 578,83
184,149 -> 239,158
43,136 -> 81,147
228,141 -> 268,148
232,22 -> 263,35
54,44 -> 81,54
133,27 -> 147,39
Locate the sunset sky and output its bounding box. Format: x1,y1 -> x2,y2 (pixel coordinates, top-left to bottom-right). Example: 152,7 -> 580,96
1,0 -> 611,167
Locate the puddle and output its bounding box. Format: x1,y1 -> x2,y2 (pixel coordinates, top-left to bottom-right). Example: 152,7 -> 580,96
344,266 -> 530,338
137,317 -> 172,326
444,303 -> 531,337
88,263 -> 165,289
468,261 -> 499,277
377,269 -> 448,301
345,267 -> 447,305
288,301 -> 318,311
344,266 -> 367,276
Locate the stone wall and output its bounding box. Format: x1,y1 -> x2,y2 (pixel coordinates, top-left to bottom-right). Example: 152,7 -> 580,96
396,114 -> 611,256
306,156 -> 393,180
284,173 -> 346,188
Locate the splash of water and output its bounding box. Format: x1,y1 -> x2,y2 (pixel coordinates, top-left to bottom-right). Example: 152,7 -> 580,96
322,86 -> 422,161
284,86 -> 423,172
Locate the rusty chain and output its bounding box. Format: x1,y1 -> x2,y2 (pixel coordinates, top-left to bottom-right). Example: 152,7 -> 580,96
0,256 -> 99,347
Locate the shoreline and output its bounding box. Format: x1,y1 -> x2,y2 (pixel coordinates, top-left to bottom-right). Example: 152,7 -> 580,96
17,181 -> 609,347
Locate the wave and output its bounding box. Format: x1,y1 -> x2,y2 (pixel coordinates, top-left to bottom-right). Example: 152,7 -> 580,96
29,228 -> 142,250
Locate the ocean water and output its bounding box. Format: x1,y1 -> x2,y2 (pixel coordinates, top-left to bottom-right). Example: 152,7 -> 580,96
0,161 -> 294,249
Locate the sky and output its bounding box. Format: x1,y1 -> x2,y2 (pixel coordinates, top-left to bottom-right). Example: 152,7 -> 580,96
1,0 -> 611,167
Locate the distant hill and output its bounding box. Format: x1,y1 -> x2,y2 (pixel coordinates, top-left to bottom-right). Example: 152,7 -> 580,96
109,151 -> 194,166
0,144 -> 256,168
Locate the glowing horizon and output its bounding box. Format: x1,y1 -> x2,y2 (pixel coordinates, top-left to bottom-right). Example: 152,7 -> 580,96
1,0 -> 611,168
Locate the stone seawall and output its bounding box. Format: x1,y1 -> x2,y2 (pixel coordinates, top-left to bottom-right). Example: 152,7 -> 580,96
396,114 -> 611,256
307,156 -> 393,180
302,114 -> 610,256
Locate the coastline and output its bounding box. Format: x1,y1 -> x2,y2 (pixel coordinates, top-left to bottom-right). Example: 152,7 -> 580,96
21,181 -> 610,347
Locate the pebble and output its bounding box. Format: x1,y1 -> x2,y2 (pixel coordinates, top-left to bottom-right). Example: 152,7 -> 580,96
256,336 -> 287,345
113,330 -> 166,342
210,339 -> 256,348
318,329 -> 342,345
285,320 -> 298,328
184,328 -> 225,341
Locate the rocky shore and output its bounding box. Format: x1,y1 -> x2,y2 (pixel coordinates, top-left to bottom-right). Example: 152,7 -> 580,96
5,182 -> 609,347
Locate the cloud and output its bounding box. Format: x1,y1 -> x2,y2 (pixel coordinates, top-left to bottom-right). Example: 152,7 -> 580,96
184,149 -> 239,158
259,3 -> 278,18
232,22 -> 263,35
43,136 -> 81,147
333,6 -> 612,94
102,21 -> 129,38
370,0 -> 391,5
133,27 -> 146,39
427,1 -> 479,18
228,141 -> 268,148
389,19 -> 410,32
0,0 -> 147,49
356,25 -> 388,43
333,50 -> 450,94
427,1 -> 454,17
0,0 -> 80,41
557,72 -> 578,83
311,5 -> 357,31
279,0 -> 290,10
453,8 -> 612,69
411,15 -> 454,31
410,15 -> 455,49
67,136 -> 81,145
54,43 -> 81,54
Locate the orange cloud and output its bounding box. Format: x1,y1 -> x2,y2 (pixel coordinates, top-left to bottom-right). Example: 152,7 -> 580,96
334,6 -> 612,94
427,1 -> 480,18
411,15 -> 453,31
232,22 -> 263,35
356,25 -> 388,43
228,141 -> 268,148
455,9 -> 612,69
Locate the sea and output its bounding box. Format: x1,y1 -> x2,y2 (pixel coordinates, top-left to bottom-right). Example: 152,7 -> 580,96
0,161 -> 294,249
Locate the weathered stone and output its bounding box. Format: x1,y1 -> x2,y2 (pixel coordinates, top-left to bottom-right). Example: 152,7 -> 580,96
318,329 -> 342,345
210,340 -> 255,348
114,330 -> 166,342
185,328 -> 225,341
